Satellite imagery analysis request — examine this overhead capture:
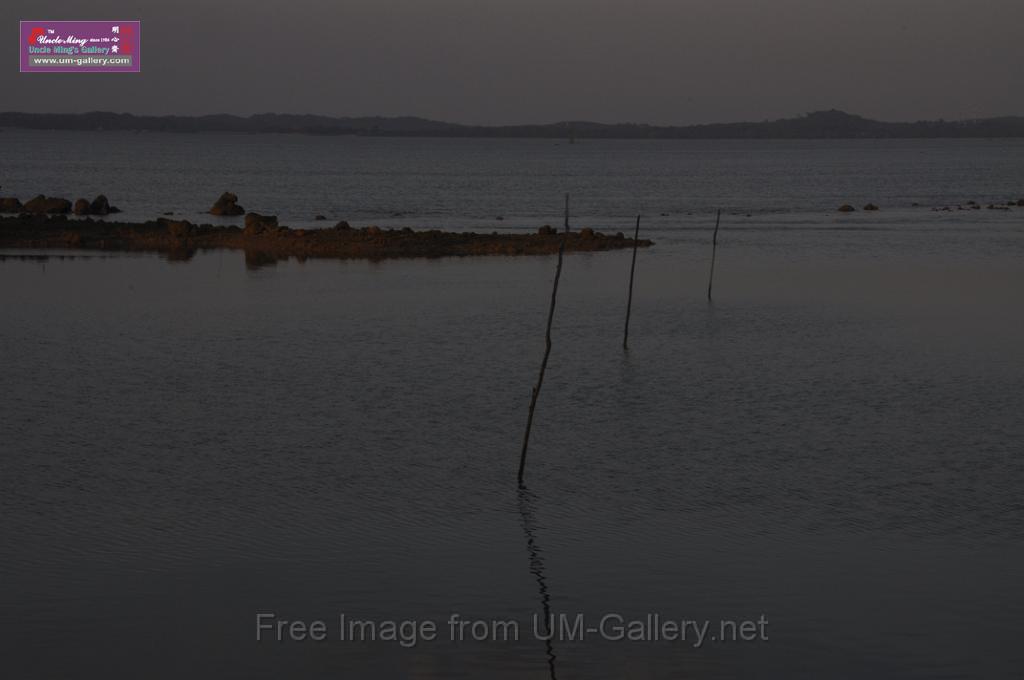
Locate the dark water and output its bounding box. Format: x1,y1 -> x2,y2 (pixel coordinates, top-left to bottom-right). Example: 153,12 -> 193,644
2,135 -> 1024,678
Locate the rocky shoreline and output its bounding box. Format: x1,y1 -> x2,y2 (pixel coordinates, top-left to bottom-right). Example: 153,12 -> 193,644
0,212 -> 653,267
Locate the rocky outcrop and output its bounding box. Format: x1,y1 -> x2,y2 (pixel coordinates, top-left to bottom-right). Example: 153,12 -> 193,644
243,212 -> 278,235
0,197 -> 23,213
838,204 -> 856,212
209,192 -> 244,216
0,213 -> 655,264
23,195 -> 72,214
69,194 -> 121,216
90,195 -> 118,215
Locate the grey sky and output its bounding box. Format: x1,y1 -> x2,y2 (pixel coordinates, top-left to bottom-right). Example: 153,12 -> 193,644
5,0 -> 1023,125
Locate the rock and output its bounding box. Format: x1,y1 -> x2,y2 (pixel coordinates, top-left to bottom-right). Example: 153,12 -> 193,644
160,219 -> 193,238
579,227 -> 596,239
538,225 -> 557,236
0,197 -> 24,213
209,192 -> 244,216
23,195 -> 46,213
73,198 -> 91,215
243,212 -> 278,235
244,212 -> 278,228
314,215 -> 326,221
334,221 -> 352,230
863,204 -> 879,211
24,195 -> 72,214
90,195 -> 113,215
838,204 -> 856,212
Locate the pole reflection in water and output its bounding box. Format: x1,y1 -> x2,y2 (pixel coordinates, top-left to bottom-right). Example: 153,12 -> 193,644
517,486 -> 559,680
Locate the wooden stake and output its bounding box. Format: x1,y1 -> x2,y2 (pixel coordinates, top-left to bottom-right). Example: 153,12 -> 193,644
622,213 -> 641,350
707,209 -> 721,301
518,194 -> 570,487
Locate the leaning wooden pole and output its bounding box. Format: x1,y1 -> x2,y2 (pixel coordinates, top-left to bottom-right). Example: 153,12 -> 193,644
622,213 -> 642,350
518,194 -> 570,487
707,209 -> 721,301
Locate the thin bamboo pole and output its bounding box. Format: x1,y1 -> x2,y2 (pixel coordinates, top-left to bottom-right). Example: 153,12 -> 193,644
622,213 -> 642,349
707,209 -> 721,301
518,194 -> 570,487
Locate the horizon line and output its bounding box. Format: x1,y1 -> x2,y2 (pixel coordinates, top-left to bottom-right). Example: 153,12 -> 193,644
3,108 -> 1024,129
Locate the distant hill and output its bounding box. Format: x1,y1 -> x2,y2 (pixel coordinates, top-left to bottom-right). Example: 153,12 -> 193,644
2,109 -> 1023,138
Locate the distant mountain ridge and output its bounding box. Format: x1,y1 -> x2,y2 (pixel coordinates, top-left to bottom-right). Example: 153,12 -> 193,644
2,109 -> 1024,138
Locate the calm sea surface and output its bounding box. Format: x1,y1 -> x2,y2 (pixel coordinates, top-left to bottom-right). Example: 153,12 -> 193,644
1,132 -> 1023,678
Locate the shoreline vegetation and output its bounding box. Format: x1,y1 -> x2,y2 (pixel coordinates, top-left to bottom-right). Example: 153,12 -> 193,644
3,110 -> 1024,139
0,192 -> 653,268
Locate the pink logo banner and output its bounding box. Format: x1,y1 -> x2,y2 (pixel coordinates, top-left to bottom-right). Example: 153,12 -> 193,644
20,20 -> 141,73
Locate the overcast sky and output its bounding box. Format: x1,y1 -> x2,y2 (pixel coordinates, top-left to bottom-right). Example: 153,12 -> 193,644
5,0 -> 1024,125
